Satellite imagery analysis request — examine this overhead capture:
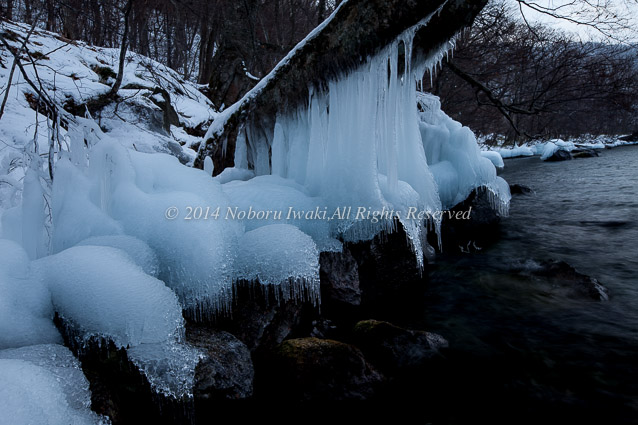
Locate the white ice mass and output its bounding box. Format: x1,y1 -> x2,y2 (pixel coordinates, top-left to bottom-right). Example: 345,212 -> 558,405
0,15 -> 510,406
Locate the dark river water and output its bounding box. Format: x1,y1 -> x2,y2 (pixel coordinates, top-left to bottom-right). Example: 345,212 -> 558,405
415,146 -> 638,424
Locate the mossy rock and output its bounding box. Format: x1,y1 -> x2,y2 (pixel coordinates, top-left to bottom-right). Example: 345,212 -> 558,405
270,337 -> 383,400
353,319 -> 448,371
91,65 -> 117,83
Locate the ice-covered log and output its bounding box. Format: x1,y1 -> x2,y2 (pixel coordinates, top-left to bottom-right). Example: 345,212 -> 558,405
195,0 -> 488,173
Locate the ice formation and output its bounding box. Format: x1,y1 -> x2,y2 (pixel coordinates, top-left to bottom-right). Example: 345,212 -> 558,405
32,245 -> 185,348
0,344 -> 106,425
0,15 -> 511,404
0,240 -> 61,350
221,31 -> 511,267
235,224 -> 320,303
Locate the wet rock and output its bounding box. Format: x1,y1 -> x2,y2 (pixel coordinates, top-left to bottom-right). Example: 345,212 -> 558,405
509,183 -> 534,195
186,325 -> 254,400
54,316 -> 190,425
544,149 -> 572,162
319,248 -> 361,306
210,281 -> 315,353
619,131 -> 638,142
433,187 -> 502,253
348,226 -> 429,322
572,149 -> 599,159
353,320 -> 447,371
269,337 -> 384,400
310,318 -> 338,339
515,259 -> 609,301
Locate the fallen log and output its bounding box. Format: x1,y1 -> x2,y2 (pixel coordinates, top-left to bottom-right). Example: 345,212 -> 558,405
195,0 -> 488,174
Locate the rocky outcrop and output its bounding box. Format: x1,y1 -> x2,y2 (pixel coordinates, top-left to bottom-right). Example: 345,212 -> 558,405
572,148 -> 600,159
211,281 -> 315,352
509,183 -> 534,195
353,320 -> 448,371
513,260 -> 609,301
54,316 -> 192,425
267,337 -> 384,400
186,326 -> 254,400
319,248 -> 361,306
544,149 -> 572,161
434,187 -> 503,253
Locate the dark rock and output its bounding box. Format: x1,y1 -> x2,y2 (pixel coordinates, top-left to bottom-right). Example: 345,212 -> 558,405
310,318 -> 339,339
319,248 -> 361,306
210,281 -> 315,353
353,319 -> 448,371
348,225 -> 429,322
509,183 -> 534,195
572,148 -> 599,158
544,149 -> 572,161
269,337 -> 384,400
54,316 -> 191,425
186,325 -> 254,400
150,86 -> 180,133
619,131 -> 638,142
515,259 -> 609,301
432,187 -> 503,253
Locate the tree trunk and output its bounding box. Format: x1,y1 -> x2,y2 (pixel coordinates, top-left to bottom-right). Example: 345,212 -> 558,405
46,0 -> 55,32
109,0 -> 134,97
6,0 -> 13,20
195,0 -> 488,173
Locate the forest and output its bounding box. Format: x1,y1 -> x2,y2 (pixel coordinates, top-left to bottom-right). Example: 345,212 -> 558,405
1,0 -> 638,424
2,0 -> 635,140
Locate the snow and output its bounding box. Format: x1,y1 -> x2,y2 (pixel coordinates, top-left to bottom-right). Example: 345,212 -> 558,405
480,150 -> 504,169
540,141 -> 560,160
33,245 -> 184,348
480,135 -> 632,160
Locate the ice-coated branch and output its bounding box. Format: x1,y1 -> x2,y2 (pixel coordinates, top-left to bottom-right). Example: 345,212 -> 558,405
195,0 -> 489,174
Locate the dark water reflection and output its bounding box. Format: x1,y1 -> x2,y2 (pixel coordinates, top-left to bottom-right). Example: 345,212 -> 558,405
417,146 -> 638,424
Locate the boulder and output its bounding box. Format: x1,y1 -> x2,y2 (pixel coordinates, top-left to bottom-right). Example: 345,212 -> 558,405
210,281 -> 315,353
186,325 -> 254,400
433,187 -> 503,253
572,149 -> 599,159
509,183 -> 534,195
353,320 -> 448,371
319,248 -> 361,306
514,260 -> 609,301
269,337 -> 384,400
544,149 -> 572,162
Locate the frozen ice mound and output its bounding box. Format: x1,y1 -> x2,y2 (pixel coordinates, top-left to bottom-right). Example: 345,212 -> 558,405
0,344 -> 106,425
418,92 -> 511,212
0,240 -> 61,349
32,245 -> 184,348
77,235 -> 160,277
481,151 -> 505,169
235,224 -> 320,303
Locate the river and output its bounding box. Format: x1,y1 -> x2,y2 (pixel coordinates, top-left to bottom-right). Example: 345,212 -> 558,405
413,145 -> 638,424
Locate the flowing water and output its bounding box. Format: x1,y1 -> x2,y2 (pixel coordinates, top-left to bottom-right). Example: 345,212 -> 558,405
415,146 -> 638,424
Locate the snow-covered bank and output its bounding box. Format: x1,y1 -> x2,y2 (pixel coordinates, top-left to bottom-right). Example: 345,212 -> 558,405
479,135 -> 638,160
